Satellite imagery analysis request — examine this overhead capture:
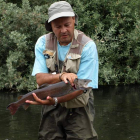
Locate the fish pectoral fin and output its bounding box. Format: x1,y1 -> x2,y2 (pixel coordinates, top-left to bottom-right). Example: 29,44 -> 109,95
22,103 -> 30,110
17,95 -> 23,100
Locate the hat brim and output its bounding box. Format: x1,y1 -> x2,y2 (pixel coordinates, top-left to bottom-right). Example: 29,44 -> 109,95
45,13 -> 78,32
48,12 -> 75,23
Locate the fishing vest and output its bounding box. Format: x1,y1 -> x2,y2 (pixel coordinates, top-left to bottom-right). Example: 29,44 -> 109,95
43,29 -> 93,108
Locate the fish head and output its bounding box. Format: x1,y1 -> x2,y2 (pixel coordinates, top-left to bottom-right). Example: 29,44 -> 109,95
74,78 -> 92,90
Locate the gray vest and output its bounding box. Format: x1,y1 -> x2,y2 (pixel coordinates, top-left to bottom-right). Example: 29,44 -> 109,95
43,29 -> 92,73
43,29 -> 93,108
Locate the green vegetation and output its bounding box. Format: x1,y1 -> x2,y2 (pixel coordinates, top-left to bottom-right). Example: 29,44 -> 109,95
0,0 -> 140,91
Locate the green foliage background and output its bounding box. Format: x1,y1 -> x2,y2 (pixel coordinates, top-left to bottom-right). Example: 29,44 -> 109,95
0,0 -> 140,91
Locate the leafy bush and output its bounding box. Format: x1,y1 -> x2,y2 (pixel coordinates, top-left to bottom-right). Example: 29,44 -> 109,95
0,0 -> 140,91
0,0 -> 48,91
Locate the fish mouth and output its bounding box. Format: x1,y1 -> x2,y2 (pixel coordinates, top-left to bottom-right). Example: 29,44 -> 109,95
74,78 -> 92,89
83,80 -> 92,88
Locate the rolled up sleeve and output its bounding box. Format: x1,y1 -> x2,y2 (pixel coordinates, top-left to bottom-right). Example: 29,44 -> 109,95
32,35 -> 49,76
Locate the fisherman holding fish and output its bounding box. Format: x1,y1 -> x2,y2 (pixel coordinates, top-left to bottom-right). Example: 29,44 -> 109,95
27,1 -> 98,140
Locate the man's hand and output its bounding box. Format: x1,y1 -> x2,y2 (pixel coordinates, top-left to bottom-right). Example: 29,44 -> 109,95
25,93 -> 55,105
61,73 -> 77,86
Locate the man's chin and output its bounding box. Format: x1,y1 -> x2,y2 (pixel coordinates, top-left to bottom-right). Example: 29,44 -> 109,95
59,40 -> 71,46
59,38 -> 72,45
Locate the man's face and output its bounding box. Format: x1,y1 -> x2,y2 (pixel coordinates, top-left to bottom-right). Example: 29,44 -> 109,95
51,17 -> 75,46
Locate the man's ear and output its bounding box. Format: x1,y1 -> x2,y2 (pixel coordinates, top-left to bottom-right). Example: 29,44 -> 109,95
72,17 -> 75,24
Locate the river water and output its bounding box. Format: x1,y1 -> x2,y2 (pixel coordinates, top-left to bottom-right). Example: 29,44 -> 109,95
0,85 -> 140,140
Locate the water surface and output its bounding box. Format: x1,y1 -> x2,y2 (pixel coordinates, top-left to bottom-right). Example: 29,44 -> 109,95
0,85 -> 140,140
94,85 -> 140,140
0,92 -> 41,140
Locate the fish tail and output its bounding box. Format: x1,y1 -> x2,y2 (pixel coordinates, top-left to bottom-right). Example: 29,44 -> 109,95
7,103 -> 18,115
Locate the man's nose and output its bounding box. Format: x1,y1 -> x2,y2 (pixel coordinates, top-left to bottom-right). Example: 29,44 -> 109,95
61,26 -> 67,33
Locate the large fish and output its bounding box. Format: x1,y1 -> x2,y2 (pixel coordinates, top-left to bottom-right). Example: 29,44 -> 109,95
7,78 -> 92,115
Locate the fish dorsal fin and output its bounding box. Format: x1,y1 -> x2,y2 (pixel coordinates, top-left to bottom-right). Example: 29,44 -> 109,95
17,95 -> 23,100
38,83 -> 49,89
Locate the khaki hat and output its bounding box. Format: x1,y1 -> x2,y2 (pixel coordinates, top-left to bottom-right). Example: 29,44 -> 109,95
45,1 -> 78,31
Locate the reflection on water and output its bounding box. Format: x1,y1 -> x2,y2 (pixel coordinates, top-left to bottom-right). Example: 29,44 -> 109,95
0,92 -> 42,140
94,85 -> 140,140
0,85 -> 140,140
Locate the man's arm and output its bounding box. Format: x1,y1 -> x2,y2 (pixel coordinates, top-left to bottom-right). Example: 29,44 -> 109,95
36,72 -> 77,87
36,73 -> 60,86
26,90 -> 83,105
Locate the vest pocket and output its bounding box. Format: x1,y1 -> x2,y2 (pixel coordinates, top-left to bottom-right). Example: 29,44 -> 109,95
43,49 -> 56,72
60,90 -> 90,108
65,53 -> 81,73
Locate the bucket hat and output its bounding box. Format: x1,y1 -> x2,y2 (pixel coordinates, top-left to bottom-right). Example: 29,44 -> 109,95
45,1 -> 78,31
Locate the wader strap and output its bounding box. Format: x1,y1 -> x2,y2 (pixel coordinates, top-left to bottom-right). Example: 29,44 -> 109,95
70,30 -> 92,54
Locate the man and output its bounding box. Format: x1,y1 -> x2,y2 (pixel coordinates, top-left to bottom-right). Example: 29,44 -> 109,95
26,1 -> 98,140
